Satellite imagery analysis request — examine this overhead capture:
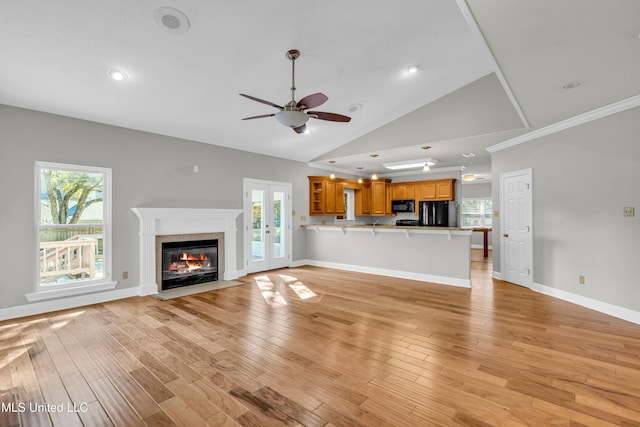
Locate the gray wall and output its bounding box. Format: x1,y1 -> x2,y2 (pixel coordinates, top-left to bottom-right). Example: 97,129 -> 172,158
491,107 -> 640,311
0,104 -> 326,309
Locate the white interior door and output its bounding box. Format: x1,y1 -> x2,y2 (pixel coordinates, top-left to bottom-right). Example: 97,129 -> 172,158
244,179 -> 292,274
500,169 -> 533,287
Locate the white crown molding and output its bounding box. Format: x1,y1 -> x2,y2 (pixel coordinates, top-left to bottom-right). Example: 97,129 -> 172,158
487,94 -> 640,153
456,0 -> 530,129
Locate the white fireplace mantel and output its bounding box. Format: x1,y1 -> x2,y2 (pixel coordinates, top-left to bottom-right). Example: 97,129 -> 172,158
130,207 -> 243,295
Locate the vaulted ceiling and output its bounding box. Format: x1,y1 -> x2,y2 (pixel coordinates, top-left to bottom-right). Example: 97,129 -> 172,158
1,1 -> 638,181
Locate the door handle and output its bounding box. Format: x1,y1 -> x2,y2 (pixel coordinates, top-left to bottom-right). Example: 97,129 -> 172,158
503,233 -> 509,238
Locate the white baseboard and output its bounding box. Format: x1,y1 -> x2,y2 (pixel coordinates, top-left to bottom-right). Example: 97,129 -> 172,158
530,282 -> 640,325
492,271 -> 503,280
297,259 -> 472,288
0,286 -> 147,322
224,269 -> 245,280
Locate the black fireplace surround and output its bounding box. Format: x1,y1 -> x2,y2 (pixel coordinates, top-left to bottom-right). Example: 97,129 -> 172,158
161,239 -> 218,290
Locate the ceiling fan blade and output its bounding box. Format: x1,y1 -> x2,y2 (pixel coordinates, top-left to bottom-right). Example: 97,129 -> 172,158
293,124 -> 307,134
297,93 -> 328,110
307,111 -> 352,122
239,94 -> 283,110
241,113 -> 275,120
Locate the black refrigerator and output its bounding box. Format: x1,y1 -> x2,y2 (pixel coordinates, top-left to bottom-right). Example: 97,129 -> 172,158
419,201 -> 458,227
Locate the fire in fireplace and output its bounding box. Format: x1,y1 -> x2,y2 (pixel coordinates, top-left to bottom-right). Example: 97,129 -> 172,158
161,239 -> 218,290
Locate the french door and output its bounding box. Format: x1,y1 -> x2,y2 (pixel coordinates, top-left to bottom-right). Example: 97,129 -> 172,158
243,178 -> 292,274
500,169 -> 533,287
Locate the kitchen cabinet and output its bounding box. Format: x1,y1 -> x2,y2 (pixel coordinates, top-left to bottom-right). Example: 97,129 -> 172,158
308,176 -> 345,216
309,177 -> 325,215
370,181 -> 387,215
416,179 -> 455,201
325,180 -> 345,215
390,183 -> 415,201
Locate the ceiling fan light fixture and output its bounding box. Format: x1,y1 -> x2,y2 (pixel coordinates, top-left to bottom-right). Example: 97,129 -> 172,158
275,110 -> 309,128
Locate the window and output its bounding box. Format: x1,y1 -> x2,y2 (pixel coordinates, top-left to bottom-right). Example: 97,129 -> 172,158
28,162 -> 115,301
460,198 -> 493,228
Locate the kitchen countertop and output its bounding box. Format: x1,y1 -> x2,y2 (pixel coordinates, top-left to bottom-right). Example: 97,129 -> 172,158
302,223 -> 468,232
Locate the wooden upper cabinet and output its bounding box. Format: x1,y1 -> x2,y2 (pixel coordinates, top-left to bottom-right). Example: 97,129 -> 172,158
308,176 -> 346,216
416,179 -> 455,201
309,177 -> 325,215
370,181 -> 387,215
325,180 -> 345,215
390,183 -> 415,200
416,182 -> 436,200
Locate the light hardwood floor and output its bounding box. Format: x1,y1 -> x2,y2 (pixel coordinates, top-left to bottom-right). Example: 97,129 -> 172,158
2,250 -> 640,426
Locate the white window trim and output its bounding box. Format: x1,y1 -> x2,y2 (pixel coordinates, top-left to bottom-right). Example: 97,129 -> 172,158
28,161 -> 116,302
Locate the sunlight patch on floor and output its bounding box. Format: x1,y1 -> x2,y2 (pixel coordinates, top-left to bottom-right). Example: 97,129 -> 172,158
254,275 -> 287,307
280,274 -> 318,300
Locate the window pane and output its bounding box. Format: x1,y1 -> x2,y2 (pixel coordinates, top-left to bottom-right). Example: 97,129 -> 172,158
483,199 -> 493,227
252,190 -> 265,261
461,199 -> 482,227
38,167 -> 105,285
39,225 -> 104,285
273,191 -> 284,259
40,169 -> 104,225
461,198 -> 492,227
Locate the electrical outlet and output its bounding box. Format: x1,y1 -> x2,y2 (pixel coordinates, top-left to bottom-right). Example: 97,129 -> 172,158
122,271 -> 128,280
623,207 -> 635,217
579,275 -> 585,285
300,215 -> 307,221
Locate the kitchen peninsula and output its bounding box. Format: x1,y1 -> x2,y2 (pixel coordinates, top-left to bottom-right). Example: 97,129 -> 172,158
303,224 -> 472,287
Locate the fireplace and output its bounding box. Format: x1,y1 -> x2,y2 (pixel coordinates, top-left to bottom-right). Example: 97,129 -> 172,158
161,239 -> 218,290
131,208 -> 243,296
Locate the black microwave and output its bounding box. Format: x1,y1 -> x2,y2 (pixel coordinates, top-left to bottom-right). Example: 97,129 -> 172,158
391,199 -> 414,213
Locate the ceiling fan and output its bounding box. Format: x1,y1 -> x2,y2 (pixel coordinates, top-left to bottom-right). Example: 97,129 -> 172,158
240,49 -> 351,134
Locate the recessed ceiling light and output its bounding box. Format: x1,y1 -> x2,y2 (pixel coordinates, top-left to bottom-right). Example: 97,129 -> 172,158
562,80 -> 583,90
405,65 -> 419,75
108,69 -> 127,81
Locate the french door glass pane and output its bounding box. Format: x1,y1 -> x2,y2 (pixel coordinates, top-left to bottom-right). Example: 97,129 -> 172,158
273,191 -> 285,258
252,190 -> 265,261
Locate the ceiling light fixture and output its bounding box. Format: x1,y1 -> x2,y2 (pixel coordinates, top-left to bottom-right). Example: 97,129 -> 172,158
405,65 -> 419,75
356,166 -> 364,183
370,154 -> 379,180
423,163 -> 430,172
383,158 -> 439,170
108,69 -> 127,81
329,161 -> 336,179
462,153 -> 476,158
462,174 -> 477,182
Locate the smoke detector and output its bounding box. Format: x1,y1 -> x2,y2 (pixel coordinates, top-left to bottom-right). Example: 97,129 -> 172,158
153,7 -> 190,34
